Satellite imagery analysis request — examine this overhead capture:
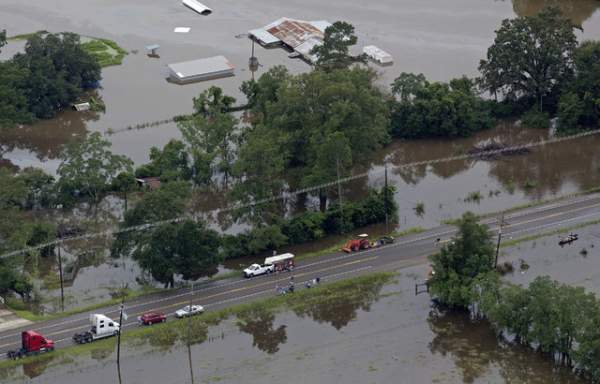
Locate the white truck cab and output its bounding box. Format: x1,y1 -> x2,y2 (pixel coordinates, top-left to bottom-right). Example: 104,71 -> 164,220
90,314 -> 120,339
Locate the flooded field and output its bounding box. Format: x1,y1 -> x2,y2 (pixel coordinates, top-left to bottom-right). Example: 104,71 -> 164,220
1,264 -> 590,384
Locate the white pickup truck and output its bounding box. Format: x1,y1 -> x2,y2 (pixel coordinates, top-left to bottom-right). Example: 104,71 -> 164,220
243,253 -> 295,278
243,263 -> 273,278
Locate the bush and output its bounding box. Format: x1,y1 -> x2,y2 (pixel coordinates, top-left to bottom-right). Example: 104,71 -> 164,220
521,108 -> 550,129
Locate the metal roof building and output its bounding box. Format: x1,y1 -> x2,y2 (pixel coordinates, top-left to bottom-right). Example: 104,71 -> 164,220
248,17 -> 332,62
167,55 -> 234,84
182,0 -> 212,15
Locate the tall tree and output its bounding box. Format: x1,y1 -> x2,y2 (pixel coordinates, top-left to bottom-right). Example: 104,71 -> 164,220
428,212 -> 495,308
572,40 -> 600,127
311,21 -> 364,71
478,7 -> 577,108
57,132 -> 133,205
0,29 -> 6,52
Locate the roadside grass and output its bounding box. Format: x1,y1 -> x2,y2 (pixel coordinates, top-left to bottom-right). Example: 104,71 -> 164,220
441,185 -> 600,226
6,286 -> 161,322
500,218 -> 600,249
0,272 -> 395,372
7,31 -> 48,40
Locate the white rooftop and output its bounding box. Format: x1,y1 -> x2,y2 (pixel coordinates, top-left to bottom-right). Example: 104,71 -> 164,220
168,55 -> 234,79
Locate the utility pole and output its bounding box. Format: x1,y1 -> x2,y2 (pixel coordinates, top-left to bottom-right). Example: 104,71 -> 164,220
494,213 -> 505,268
187,282 -> 195,384
57,243 -> 64,312
116,300 -> 125,384
336,157 -> 344,234
384,162 -> 389,234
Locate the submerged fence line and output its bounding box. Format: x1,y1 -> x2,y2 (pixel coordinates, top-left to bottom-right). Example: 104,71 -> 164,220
2,127 -> 600,260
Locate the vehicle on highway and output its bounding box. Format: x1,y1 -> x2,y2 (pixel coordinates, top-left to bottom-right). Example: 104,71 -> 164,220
73,314 -> 120,344
7,331 -> 54,359
341,234 -> 371,253
243,263 -> 274,278
175,305 -> 204,318
373,235 -> 395,247
138,311 -> 167,325
243,253 -> 295,277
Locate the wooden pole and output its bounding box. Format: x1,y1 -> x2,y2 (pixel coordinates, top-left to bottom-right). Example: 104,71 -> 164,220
57,244 -> 64,312
116,301 -> 124,384
494,213 -> 504,268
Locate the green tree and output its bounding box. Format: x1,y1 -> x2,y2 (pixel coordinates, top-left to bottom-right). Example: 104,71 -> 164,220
0,29 -> 6,52
134,220 -> 221,287
0,61 -> 33,126
18,167 -> 55,209
572,40 -> 600,127
557,91 -> 584,134
310,21 -> 363,71
57,132 -> 133,205
241,65 -> 290,120
478,7 -> 577,108
136,139 -> 192,182
428,212 -> 495,308
192,86 -> 236,117
391,74 -> 493,138
14,32 -> 102,119
110,171 -> 137,212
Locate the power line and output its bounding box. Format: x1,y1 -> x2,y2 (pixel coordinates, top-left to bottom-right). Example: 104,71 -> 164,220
1,127 -> 600,260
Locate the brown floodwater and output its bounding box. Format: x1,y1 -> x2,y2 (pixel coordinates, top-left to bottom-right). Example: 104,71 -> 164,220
0,264 -> 589,384
3,0 -> 600,314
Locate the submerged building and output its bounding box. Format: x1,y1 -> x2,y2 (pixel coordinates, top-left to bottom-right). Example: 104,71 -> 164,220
167,55 -> 235,84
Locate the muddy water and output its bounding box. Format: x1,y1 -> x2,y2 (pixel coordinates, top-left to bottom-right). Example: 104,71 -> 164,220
501,224 -> 600,294
0,265 -> 587,384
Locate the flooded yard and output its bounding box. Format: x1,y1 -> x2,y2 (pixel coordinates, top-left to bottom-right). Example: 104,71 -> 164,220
1,264 -> 590,384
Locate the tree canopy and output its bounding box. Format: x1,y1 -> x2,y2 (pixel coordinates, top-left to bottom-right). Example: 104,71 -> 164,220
0,31 -> 101,125
390,73 -> 494,138
310,21 -> 364,71
428,212 -> 495,308
57,132 -> 133,204
478,7 -> 577,108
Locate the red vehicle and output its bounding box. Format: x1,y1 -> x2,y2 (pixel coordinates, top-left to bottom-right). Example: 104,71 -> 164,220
138,312 -> 167,325
7,331 -> 54,359
341,234 -> 371,253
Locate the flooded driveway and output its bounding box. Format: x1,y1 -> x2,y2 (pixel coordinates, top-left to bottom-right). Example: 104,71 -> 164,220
0,265 -> 588,383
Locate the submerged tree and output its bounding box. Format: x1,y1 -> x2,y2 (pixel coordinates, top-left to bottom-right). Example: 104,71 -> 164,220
478,7 -> 577,108
428,212 -> 495,308
311,21 -> 364,71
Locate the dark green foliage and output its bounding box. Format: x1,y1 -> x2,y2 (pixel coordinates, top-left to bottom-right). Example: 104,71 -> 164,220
428,212 -> 495,308
557,92 -> 584,134
0,31 -> 101,125
0,29 -> 6,52
57,132 -> 133,204
221,187 -> 396,259
478,7 -> 576,108
568,40 -> 600,129
310,21 -> 364,71
135,220 -> 222,287
521,108 -> 550,129
135,139 -> 192,182
390,74 -> 494,138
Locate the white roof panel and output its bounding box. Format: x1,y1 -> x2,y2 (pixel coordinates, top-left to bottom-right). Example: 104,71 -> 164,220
249,28 -> 280,45
168,55 -> 234,79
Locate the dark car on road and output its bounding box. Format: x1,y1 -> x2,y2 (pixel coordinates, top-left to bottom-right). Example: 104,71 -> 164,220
138,312 -> 167,325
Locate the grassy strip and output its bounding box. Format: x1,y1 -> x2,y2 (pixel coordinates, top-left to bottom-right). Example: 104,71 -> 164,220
6,286 -> 161,322
81,38 -> 128,67
0,272 -> 395,372
441,186 -> 600,226
7,31 -> 48,41
500,218 -> 600,249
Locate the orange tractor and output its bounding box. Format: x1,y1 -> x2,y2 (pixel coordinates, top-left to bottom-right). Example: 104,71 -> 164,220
341,234 -> 371,253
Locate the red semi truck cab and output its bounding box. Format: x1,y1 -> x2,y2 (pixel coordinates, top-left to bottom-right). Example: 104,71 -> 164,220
23,330 -> 54,353
7,331 -> 55,359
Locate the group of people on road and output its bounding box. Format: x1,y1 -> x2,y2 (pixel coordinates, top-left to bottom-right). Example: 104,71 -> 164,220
276,276 -> 320,295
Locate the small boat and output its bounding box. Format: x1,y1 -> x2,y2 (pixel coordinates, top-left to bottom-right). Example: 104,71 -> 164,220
558,233 -> 578,246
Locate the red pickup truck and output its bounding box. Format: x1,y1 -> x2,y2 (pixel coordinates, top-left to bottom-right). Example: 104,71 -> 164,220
138,312 -> 167,325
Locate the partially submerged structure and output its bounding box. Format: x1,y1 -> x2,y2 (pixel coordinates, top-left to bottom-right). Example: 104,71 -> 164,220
248,17 -> 332,63
182,0 -> 212,15
72,102 -> 90,111
167,55 -> 234,83
362,45 -> 393,65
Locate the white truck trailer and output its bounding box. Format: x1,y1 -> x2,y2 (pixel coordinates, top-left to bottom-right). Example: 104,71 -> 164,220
243,253 -> 295,278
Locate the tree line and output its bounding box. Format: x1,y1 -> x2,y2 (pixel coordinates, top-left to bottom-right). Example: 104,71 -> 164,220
428,212 -> 600,382
0,30 -> 101,126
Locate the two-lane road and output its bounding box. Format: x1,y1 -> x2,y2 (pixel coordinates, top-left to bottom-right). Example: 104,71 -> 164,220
2,192 -> 600,356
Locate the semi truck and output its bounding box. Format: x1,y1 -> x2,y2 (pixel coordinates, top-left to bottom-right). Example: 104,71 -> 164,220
243,253 -> 295,278
73,314 -> 120,344
6,331 -> 55,359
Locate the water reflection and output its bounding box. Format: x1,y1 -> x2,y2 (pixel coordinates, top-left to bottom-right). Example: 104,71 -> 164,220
428,307 -> 584,383
237,306 -> 287,354
0,105 -> 98,164
291,278 -> 387,330
23,355 -> 55,379
512,0 -> 600,26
